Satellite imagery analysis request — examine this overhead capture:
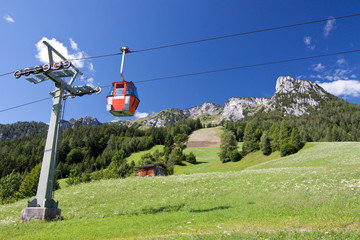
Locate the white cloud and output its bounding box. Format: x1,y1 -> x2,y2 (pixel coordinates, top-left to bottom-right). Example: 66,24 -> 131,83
89,63 -> 94,72
69,38 -> 79,51
324,17 -> 336,37
336,58 -> 346,65
303,36 -> 315,50
312,68 -> 352,81
3,14 -> 14,23
36,37 -> 97,87
310,74 -> 322,79
35,37 -> 85,68
78,74 -> 96,88
334,69 -> 351,80
295,75 -> 306,80
309,58 -> 354,82
304,36 -> 311,45
86,77 -> 95,88
313,63 -> 325,72
319,80 -> 360,97
134,112 -> 149,119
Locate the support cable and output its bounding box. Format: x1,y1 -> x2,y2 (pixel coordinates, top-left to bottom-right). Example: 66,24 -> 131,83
0,97 -> 52,113
0,71 -> 13,77
1,48 -> 360,113
0,12 -> 357,76
131,13 -> 360,53
134,49 -> 360,83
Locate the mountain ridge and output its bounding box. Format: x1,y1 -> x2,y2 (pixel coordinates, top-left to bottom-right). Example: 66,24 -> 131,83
0,76 -> 354,137
126,76 -> 334,127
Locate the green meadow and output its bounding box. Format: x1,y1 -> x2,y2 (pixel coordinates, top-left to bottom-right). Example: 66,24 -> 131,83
0,142 -> 359,239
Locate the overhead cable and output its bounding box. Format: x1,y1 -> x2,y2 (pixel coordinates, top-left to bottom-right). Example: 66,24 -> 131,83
1,12 -> 359,78
96,48 -> 360,86
133,49 -> 360,83
0,97 -> 52,113
2,48 -> 360,113
69,52 -> 122,61
0,71 -> 14,77
66,13 -> 360,59
131,13 -> 360,53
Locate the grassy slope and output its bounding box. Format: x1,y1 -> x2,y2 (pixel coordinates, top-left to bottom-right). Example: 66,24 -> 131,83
0,142 -> 359,239
187,126 -> 222,143
126,145 -> 164,165
179,145 -> 280,175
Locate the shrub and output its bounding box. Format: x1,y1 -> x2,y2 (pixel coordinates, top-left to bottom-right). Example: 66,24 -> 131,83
186,152 -> 197,164
0,171 -> 23,203
91,169 -> 105,181
16,162 -> 41,199
103,150 -> 132,179
169,147 -> 186,165
230,150 -> 243,162
280,143 -> 297,157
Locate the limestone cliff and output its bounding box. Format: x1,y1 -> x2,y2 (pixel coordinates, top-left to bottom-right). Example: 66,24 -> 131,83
123,76 -> 333,126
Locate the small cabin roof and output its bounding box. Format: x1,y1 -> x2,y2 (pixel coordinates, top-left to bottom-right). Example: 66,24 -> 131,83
135,163 -> 167,169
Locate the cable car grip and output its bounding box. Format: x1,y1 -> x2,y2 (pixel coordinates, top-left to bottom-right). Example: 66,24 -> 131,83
120,46 -> 130,82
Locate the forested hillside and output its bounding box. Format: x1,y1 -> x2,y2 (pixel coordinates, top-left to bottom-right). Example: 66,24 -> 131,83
1,88 -> 360,203
0,118 -> 202,203
225,96 -> 360,143
0,121 -> 47,141
1,142 -> 359,239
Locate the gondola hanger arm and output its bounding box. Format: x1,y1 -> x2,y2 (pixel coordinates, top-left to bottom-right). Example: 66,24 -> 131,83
120,46 -> 130,82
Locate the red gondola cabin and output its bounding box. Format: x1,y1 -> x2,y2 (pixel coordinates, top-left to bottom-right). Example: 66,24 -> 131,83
106,81 -> 140,117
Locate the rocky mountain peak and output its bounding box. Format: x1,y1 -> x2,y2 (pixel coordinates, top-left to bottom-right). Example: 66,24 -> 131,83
61,116 -> 101,130
140,108 -> 188,128
182,102 -> 223,117
119,76 -> 336,127
270,76 -> 330,116
275,76 -> 327,96
221,97 -> 270,121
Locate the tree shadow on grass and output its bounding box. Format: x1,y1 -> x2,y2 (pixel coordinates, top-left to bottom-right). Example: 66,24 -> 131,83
141,203 -> 185,215
177,163 -> 187,166
193,161 -> 207,165
189,206 -> 231,213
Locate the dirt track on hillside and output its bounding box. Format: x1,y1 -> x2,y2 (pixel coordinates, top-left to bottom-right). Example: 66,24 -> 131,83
186,127 -> 222,148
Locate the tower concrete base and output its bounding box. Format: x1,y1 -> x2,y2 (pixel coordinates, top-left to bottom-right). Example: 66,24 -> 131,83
21,207 -> 61,221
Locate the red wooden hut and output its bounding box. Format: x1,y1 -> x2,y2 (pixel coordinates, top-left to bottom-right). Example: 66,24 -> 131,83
135,163 -> 167,177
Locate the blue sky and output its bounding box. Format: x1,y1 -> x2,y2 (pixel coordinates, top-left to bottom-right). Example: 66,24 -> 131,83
1,0 -> 360,124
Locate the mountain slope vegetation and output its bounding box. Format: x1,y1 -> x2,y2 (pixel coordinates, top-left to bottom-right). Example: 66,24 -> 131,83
1,77 -> 360,203
0,121 -> 47,141
0,142 -> 359,239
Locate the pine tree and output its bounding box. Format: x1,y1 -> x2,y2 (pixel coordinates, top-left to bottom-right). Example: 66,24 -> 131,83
325,126 -> 333,142
173,133 -> 188,151
168,147 -> 185,165
279,120 -> 292,147
219,130 -> 238,163
260,131 -> 271,156
242,122 -> 259,154
290,126 -> 303,150
104,150 -> 130,179
269,123 -> 280,151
